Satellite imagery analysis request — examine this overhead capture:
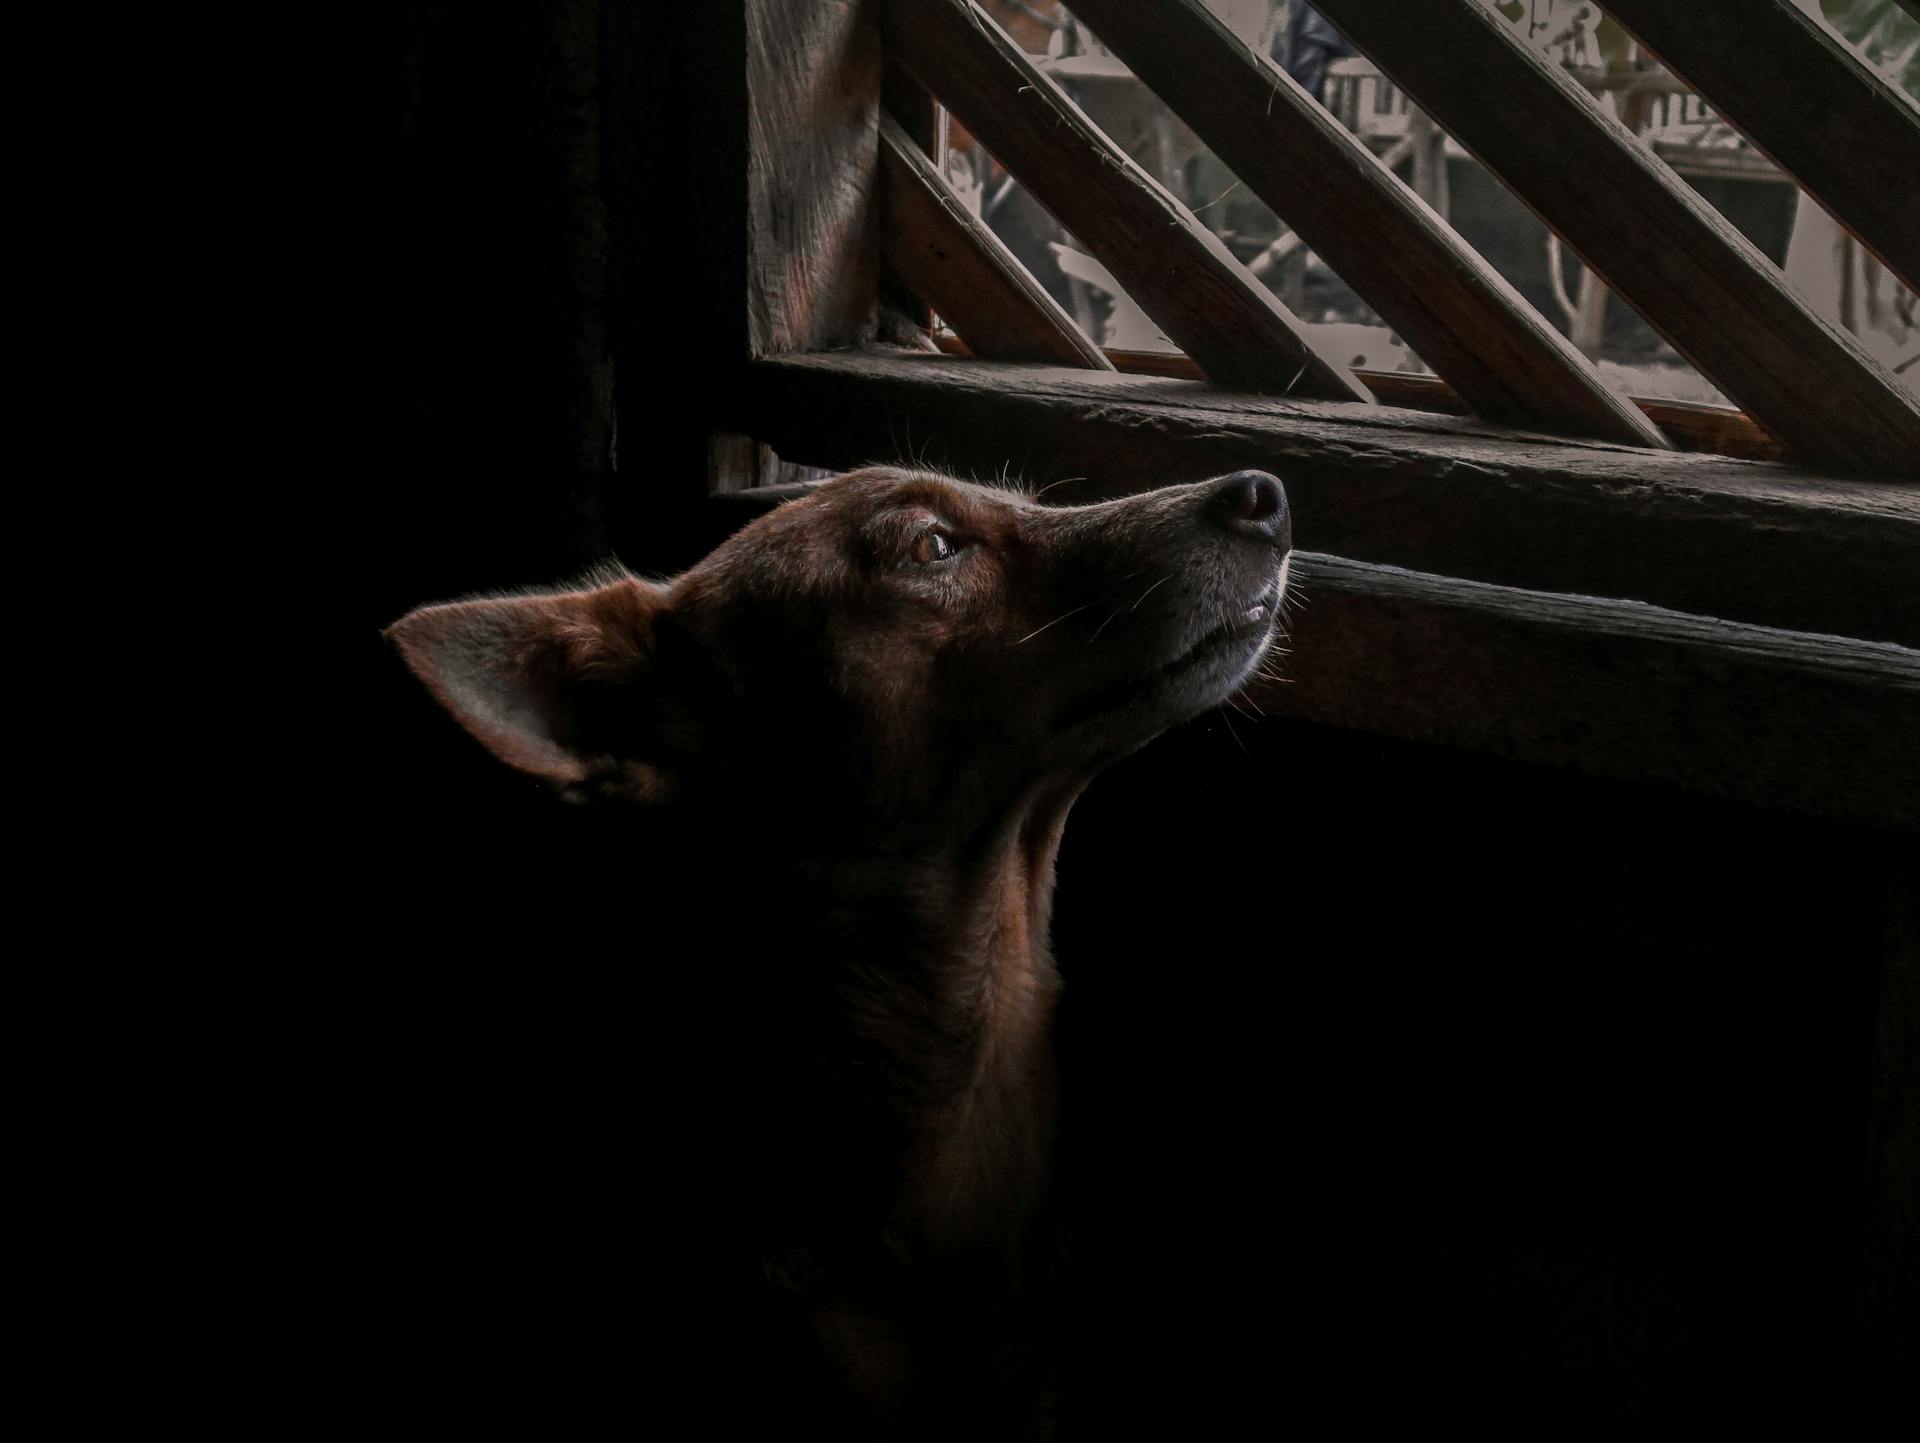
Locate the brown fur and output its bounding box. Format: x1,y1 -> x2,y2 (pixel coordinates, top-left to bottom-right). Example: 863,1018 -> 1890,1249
387,466 -> 1290,1437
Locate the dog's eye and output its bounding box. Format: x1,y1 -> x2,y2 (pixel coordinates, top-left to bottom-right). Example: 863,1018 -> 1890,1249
908,529 -> 958,564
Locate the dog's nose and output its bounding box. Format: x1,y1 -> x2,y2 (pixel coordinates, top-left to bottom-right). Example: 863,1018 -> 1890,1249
1204,470 -> 1290,548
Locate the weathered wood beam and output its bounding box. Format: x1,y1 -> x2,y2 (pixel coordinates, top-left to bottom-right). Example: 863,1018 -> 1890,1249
1064,0 -> 1666,448
880,113 -> 1111,369
1599,0 -> 1920,292
731,350 -> 1920,646
1087,343 -> 1783,461
1248,553 -> 1919,834
1309,0 -> 1920,475
885,0 -> 1371,401
707,0 -> 883,491
741,0 -> 881,358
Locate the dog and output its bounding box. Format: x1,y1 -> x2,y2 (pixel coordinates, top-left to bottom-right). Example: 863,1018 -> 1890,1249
387,465 -> 1290,1438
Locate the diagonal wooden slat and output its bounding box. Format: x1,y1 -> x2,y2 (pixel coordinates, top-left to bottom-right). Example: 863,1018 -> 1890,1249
1311,0 -> 1920,475
1599,0 -> 1920,293
879,112 -> 1113,370
880,62 -> 946,332
1065,0 -> 1668,448
885,0 -> 1371,401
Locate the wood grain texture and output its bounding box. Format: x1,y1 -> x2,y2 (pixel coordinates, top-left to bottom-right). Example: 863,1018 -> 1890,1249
733,350 -> 1920,645
700,0 -> 882,494
880,113 -> 1112,369
1310,0 -> 1920,474
1086,343 -> 1783,460
1252,553 -> 1920,833
885,0 -> 1371,400
1065,0 -> 1667,448
744,0 -> 882,357
1600,0 -> 1920,292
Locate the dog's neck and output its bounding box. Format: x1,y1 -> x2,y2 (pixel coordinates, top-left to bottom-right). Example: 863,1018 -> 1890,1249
763,786 -> 1078,1261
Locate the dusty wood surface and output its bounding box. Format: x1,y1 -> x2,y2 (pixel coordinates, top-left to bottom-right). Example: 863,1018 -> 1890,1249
704,1 -> 882,494
743,0 -> 882,357
1310,0 -> 1920,474
1064,0 -> 1666,448
880,113 -> 1111,369
1602,0 -> 1920,293
1250,552 -> 1920,832
885,0 -> 1370,400
1087,343 -> 1784,460
733,350 -> 1920,644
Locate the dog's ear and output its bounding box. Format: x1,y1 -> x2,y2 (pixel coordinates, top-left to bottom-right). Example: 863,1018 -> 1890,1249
386,571 -> 677,795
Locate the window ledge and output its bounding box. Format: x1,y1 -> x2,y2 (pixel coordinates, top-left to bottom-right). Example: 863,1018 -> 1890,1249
733,349 -> 1920,648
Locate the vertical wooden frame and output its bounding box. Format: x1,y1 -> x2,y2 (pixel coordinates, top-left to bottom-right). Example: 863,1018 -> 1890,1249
703,0 -> 885,493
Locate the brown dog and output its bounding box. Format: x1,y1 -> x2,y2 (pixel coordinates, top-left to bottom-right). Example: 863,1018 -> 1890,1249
388,465 -> 1290,1437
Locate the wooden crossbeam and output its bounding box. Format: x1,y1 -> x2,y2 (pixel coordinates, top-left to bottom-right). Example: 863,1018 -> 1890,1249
885,0 -> 1371,401
734,351 -> 1920,646
1248,553 -> 1920,834
1600,0 -> 1920,293
1310,0 -> 1920,475
879,113 -> 1111,370
1064,0 -> 1667,448
1081,342 -> 1782,461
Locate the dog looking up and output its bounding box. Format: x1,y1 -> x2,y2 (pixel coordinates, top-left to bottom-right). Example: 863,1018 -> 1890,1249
387,465 -> 1291,1437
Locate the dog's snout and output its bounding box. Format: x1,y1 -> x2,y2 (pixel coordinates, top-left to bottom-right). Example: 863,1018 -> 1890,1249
1204,470 -> 1290,548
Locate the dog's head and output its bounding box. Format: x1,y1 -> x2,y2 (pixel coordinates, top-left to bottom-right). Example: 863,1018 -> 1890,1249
388,467 -> 1290,832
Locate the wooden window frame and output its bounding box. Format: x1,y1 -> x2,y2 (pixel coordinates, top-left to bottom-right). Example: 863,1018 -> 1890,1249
692,0 -> 1919,831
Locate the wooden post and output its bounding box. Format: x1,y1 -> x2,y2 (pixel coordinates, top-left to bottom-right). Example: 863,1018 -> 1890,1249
697,0 -> 884,491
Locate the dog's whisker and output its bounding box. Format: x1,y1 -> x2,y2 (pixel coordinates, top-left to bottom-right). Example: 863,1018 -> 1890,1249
1085,602 -> 1130,646
1219,708 -> 1250,757
1012,602 -> 1097,646
1129,574 -> 1174,613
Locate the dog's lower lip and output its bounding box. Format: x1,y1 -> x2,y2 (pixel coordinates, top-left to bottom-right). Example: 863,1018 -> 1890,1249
1244,585 -> 1280,624
1173,608 -> 1272,671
